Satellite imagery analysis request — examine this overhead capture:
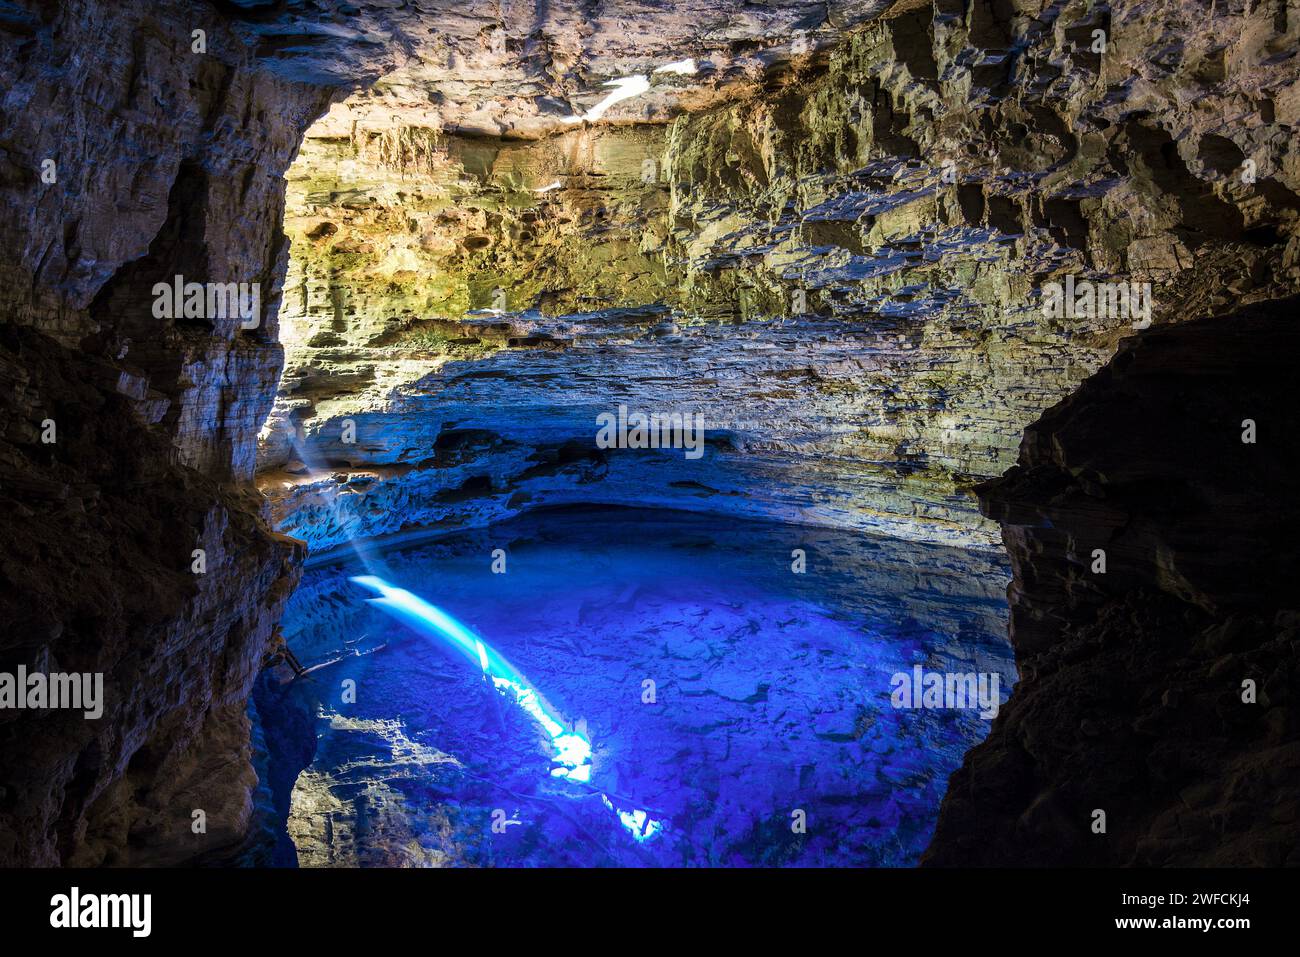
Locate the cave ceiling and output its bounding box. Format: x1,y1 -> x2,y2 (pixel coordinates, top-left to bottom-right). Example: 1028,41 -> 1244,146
228,0 -> 894,136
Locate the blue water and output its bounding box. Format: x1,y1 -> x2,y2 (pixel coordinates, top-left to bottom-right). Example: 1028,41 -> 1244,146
258,507 -> 1014,867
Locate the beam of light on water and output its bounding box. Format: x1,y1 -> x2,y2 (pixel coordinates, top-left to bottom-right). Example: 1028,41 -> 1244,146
270,423 -> 664,843
350,575 -> 664,841
601,795 -> 664,842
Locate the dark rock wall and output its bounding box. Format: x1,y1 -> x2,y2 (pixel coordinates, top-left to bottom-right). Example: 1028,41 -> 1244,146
924,295 -> 1300,866
0,0 -> 329,865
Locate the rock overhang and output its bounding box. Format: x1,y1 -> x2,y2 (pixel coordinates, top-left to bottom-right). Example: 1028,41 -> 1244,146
226,0 -> 884,137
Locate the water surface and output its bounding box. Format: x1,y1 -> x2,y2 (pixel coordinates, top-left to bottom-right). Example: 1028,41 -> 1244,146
256,507 -> 1014,866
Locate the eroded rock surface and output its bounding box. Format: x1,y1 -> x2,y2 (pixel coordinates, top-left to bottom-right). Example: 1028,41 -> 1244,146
260,0 -> 1300,554
262,304 -> 1006,553
222,0 -> 882,136
924,295 -> 1300,866
0,0 -> 323,864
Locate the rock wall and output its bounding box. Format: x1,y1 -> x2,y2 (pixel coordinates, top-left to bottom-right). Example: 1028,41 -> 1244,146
0,0 -> 328,865
924,295 -> 1300,866
260,0 -> 1300,556
258,116 -> 685,477
662,0 -> 1300,491
262,305 -> 997,553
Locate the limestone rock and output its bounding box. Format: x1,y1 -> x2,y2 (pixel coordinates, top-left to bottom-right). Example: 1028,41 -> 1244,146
924,295 -> 1300,866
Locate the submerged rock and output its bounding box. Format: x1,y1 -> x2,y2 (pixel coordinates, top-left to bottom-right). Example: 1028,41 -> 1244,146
259,508 -> 1015,867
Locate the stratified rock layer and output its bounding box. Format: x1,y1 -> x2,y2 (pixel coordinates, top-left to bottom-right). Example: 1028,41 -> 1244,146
261,0 -> 1300,554
0,0 -> 323,864
924,295 -> 1300,866
261,304 -> 1002,554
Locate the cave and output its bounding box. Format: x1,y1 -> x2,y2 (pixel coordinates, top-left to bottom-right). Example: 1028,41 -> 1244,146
1,0 -> 1298,905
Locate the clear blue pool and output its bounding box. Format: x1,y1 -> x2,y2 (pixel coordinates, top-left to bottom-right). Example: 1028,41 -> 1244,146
256,507 -> 1014,867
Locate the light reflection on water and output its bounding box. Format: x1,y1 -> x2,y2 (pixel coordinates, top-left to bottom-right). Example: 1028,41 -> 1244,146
258,507 -> 1014,867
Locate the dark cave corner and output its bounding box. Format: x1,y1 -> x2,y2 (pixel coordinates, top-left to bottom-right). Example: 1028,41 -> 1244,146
1,0 -> 1298,868
924,296 -> 1300,866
